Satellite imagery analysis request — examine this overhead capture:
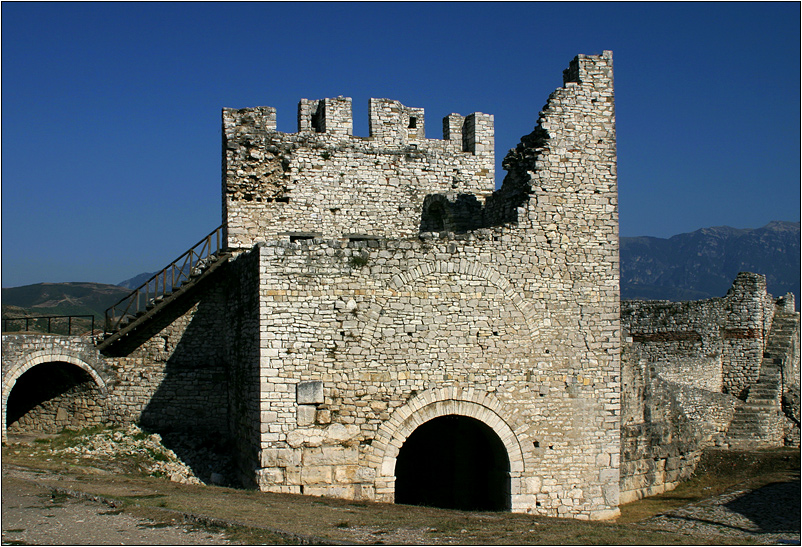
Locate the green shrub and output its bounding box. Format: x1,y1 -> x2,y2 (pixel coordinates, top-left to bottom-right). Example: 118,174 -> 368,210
349,253 -> 369,268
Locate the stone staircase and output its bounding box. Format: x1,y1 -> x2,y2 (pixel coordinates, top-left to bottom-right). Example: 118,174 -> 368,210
724,306 -> 799,448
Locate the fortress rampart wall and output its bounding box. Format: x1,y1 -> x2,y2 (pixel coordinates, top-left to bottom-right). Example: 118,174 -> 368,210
237,51 -> 621,519
619,272 -> 785,503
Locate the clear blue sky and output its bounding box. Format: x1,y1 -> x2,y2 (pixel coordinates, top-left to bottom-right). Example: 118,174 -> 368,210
2,2 -> 799,287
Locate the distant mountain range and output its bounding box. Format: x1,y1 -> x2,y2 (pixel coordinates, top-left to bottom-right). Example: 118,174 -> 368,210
1,282 -> 131,335
117,271 -> 161,290
2,221 -> 799,325
621,221 -> 799,305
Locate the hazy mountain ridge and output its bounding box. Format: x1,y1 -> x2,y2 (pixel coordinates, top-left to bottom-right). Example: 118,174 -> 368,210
117,271 -> 159,290
621,221 -> 800,304
2,222 -> 799,321
1,282 -> 131,320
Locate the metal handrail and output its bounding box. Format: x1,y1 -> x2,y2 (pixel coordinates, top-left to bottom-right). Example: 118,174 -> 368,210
104,225 -> 225,333
2,314 -> 96,336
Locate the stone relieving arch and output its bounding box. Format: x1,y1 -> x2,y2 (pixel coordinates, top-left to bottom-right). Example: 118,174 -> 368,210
2,350 -> 109,441
369,386 -> 525,509
358,259 -> 540,349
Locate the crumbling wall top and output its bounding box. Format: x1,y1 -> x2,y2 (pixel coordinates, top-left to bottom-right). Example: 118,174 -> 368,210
563,50 -> 614,86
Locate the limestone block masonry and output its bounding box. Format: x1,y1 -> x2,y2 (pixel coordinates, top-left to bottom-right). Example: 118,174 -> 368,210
227,51 -> 620,520
223,97 -> 494,247
619,273 -> 800,503
2,335 -> 111,436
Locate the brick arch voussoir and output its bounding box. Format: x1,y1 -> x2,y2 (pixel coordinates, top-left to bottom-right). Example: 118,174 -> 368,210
2,351 -> 109,440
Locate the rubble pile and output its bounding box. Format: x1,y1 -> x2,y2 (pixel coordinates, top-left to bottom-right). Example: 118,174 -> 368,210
54,424 -> 203,485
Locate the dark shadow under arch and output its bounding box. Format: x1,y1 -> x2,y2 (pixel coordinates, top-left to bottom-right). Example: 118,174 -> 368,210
395,414 -> 511,511
6,362 -> 103,432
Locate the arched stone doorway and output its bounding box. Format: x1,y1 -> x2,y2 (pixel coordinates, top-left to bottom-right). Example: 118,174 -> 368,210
371,388 -> 525,511
395,414 -> 511,511
3,358 -> 108,437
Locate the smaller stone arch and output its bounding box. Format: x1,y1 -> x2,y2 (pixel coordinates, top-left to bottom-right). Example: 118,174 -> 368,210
2,351 -> 109,440
369,386 -> 525,508
359,261 -> 540,348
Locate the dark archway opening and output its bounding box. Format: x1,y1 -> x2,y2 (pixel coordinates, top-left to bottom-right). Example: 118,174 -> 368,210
6,362 -> 102,433
395,414 -> 511,511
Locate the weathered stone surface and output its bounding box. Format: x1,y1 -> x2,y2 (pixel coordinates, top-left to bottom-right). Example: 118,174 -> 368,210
619,273 -> 800,503
303,446 -> 358,466
297,381 -> 324,404
260,448 -> 300,468
244,51 -> 621,519
296,405 -> 316,426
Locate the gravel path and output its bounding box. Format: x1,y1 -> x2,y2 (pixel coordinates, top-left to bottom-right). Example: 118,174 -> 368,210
638,477 -> 801,544
2,458 -> 799,545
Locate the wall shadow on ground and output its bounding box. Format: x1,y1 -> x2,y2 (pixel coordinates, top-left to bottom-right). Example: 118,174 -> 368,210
724,477 -> 801,533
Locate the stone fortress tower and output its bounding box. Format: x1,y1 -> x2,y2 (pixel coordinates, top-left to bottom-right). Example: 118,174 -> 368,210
220,50 -> 620,519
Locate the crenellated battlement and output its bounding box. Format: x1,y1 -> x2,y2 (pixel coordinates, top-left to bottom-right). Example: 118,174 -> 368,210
298,96 -> 353,136
223,97 -> 495,248
224,97 -> 494,156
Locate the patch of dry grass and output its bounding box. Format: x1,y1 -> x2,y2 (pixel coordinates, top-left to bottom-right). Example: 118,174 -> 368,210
3,429 -> 798,545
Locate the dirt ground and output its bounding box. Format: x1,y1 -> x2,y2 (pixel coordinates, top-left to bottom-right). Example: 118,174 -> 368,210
2,470 -> 233,545
2,430 -> 799,545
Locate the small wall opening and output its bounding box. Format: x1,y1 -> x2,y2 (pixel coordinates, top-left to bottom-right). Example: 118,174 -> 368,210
394,414 -> 511,511
420,201 -> 447,232
311,102 -> 325,133
5,362 -> 105,434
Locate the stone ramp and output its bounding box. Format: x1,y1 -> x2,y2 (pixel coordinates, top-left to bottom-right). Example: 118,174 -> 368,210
97,225 -> 229,353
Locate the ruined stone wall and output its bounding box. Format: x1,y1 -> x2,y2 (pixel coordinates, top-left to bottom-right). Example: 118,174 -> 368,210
222,98 -> 494,248
619,272 -> 775,503
621,299 -> 727,394
722,273 -> 775,398
242,51 -> 620,519
619,340 -> 738,503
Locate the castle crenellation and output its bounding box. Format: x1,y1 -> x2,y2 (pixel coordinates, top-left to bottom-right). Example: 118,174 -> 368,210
2,50 -> 799,520
223,94 -> 496,250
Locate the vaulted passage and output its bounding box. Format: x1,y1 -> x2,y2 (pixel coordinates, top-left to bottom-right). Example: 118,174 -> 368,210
6,362 -> 104,433
394,414 -> 511,511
